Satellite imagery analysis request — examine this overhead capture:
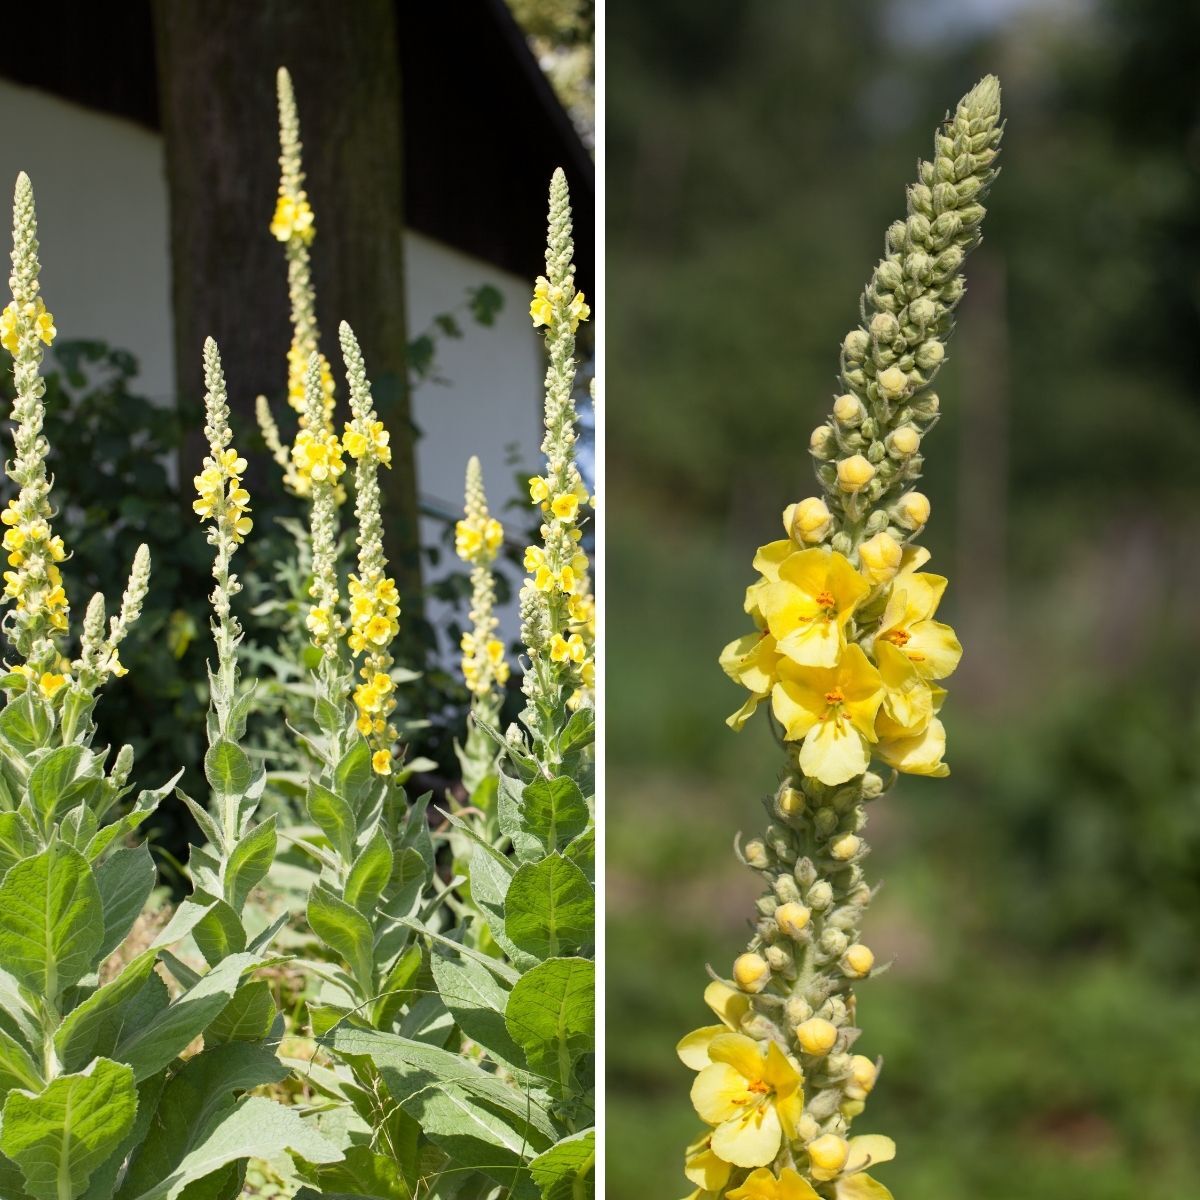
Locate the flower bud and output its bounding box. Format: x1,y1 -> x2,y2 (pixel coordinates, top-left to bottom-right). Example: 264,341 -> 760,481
886,425 -> 921,458
915,340 -> 946,371
807,1134 -> 849,1181
835,455 -> 875,493
841,943 -> 875,978
858,532 -> 902,585
813,807 -> 838,837
755,894 -> 779,917
827,1051 -> 851,1077
785,997 -> 812,1027
907,295 -> 937,327
777,786 -> 806,818
840,1097 -> 866,1119
911,390 -> 940,419
875,260 -> 903,291
733,952 -> 771,993
868,312 -> 899,343
795,1017 -> 838,1056
809,424 -> 837,460
807,881 -> 834,911
848,883 -> 873,907
861,771 -> 885,800
775,901 -> 812,939
794,857 -> 817,888
787,497 -> 833,545
877,367 -> 909,402
765,944 -> 793,974
821,928 -> 849,957
842,329 -> 870,362
832,393 -> 866,428
830,833 -> 861,862
796,1114 -> 821,1144
773,875 -> 801,904
743,839 -> 769,869
850,1055 -> 878,1094
894,490 -> 931,529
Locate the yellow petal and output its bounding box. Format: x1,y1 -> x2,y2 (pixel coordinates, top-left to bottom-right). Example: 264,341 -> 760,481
771,679 -> 822,742
775,617 -> 842,669
685,1145 -> 733,1191
876,717 -> 949,777
678,1025 -> 726,1071
845,1135 -> 896,1174
875,640 -> 933,732
904,619 -> 962,680
752,540 -> 793,581
707,1032 -> 765,1079
711,1105 -> 782,1169
704,979 -> 750,1029
800,718 -> 870,786
728,692 -> 767,732
836,1174 -> 895,1200
690,1063 -> 746,1125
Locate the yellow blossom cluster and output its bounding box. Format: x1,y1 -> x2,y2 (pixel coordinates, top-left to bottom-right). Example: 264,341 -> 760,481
193,447 -> 253,543
270,194 -> 315,245
0,297 -> 55,355
720,508 -> 960,785
1,500 -> 69,635
291,425 -> 346,490
529,275 -> 590,333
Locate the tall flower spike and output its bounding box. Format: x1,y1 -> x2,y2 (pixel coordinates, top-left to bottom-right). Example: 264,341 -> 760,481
520,168 -> 592,713
340,321 -> 401,776
456,455 -> 509,711
298,351 -> 345,661
1,172 -> 69,676
267,65 -> 337,502
683,77 -> 1003,1199
194,338 -> 253,707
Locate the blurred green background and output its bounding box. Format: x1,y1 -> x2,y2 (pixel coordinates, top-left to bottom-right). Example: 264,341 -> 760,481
606,1 -> 1200,1197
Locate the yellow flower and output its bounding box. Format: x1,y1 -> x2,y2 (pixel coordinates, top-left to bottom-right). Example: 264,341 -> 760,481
343,419 -> 391,466
568,291 -> 591,332
551,492 -> 580,521
270,194 -> 315,243
727,1167 -> 821,1200
549,633 -> 587,664
0,298 -> 56,354
529,475 -> 550,503
875,713 -> 949,778
807,1134 -> 849,1181
719,632 -> 779,730
836,455 -> 875,492
530,277 -> 590,332
38,672 -> 67,698
770,646 -> 884,786
875,573 -> 961,681
829,1136 -> 897,1198
524,545 -> 546,573
371,749 -> 392,776
749,549 -> 869,669
775,901 -> 811,938
689,1033 -> 804,1168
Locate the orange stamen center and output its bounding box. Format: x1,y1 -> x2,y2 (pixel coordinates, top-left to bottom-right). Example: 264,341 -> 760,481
816,589 -> 836,616
884,628 -> 911,647
824,688 -> 845,707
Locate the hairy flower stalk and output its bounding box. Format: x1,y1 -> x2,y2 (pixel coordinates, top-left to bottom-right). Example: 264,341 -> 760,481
679,77 -> 1003,1200
1,172 -> 69,677
260,65 -> 337,497
520,168 -> 593,727
340,320 -> 401,776
455,454 -> 509,791
193,338 -> 253,723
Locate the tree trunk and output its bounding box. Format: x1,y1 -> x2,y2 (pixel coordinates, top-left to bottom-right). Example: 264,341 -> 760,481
152,0 -> 421,598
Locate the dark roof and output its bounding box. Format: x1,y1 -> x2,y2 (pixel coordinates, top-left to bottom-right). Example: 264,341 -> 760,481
0,0 -> 593,289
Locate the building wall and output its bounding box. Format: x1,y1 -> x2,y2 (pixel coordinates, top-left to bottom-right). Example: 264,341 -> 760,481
0,77 -> 543,643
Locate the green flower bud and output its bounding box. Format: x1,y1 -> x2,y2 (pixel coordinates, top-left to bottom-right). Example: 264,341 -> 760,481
810,424 -> 838,460
743,838 -> 769,869
843,329 -> 870,362
915,340 -> 946,371
821,928 -> 849,957
794,856 -> 818,888
832,393 -> 866,428
807,881 -> 834,911
766,944 -> 794,974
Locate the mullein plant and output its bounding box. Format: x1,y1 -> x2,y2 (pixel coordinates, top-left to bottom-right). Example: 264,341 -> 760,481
677,78 -> 1003,1200
0,175 -> 338,1200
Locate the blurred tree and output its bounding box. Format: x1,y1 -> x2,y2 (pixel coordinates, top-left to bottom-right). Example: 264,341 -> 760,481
152,0 -> 422,596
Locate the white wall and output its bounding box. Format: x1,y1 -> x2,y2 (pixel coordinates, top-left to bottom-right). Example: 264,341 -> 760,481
0,78 -> 544,644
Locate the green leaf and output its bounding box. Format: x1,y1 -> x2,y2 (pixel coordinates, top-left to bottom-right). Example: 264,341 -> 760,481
95,844 -> 156,959
203,739 -> 252,798
430,950 -> 526,1072
0,692 -> 51,756
564,827 -> 595,884
147,1099 -> 340,1198
308,885 -> 375,994
55,949 -> 158,1072
294,1143 -> 411,1199
112,952 -> 258,1081
0,842 -> 104,999
306,783 -> 355,863
1,1057 -> 138,1200
505,854 -> 594,960
192,899 -> 247,967
530,1130 -> 595,1200
0,811 -> 35,881
497,773 -> 541,863
222,816 -> 276,912
334,739 -> 375,813
26,745 -> 95,835
344,828 -> 394,916
505,957 -> 594,1095
204,979 -> 278,1046
0,1024 -> 42,1093
521,778 -> 590,855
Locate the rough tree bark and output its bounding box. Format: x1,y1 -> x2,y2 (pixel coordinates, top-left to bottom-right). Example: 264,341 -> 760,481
152,0 -> 421,597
